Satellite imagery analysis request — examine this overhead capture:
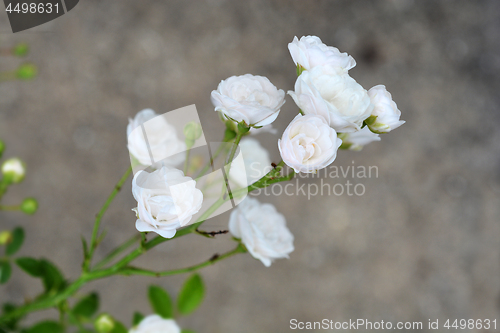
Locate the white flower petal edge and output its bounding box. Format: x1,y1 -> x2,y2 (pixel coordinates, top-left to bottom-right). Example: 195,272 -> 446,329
211,74 -> 286,127
278,114 -> 342,173
288,35 -> 356,72
341,126 -> 381,151
132,166 -> 203,238
367,85 -> 405,133
288,65 -> 373,133
129,315 -> 181,333
229,197 -> 294,267
127,109 -> 186,167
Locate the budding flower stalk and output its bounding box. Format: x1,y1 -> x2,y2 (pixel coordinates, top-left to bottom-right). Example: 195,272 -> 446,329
1,158 -> 26,184
95,314 -> 115,333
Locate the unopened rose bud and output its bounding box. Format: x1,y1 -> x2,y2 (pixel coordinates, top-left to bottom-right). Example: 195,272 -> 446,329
21,198 -> 38,215
95,314 -> 115,333
0,231 -> 12,245
13,43 -> 29,57
1,158 -> 26,184
16,63 -> 37,80
183,122 -> 202,148
0,140 -> 5,159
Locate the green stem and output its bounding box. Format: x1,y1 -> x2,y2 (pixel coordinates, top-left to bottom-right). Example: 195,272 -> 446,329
86,166 -> 133,271
183,149 -> 191,175
195,145 -> 224,180
225,132 -> 243,167
93,234 -> 141,270
0,180 -> 10,201
119,244 -> 246,277
0,204 -> 20,211
0,159 -> 295,325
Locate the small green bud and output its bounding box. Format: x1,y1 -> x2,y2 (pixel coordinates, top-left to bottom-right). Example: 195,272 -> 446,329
95,314 -> 115,333
13,43 -> 29,57
0,231 -> 12,245
16,63 -> 37,80
183,122 -> 202,143
363,115 -> 378,126
1,158 -> 26,184
184,122 -> 202,149
0,140 -> 5,159
296,64 -> 306,76
21,198 -> 38,215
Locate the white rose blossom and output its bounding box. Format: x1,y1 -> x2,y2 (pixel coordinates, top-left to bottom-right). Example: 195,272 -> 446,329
288,65 -> 373,133
127,109 -> 186,167
340,126 -> 381,151
129,315 -> 181,333
278,114 -> 342,173
229,138 -> 272,187
288,35 -> 356,72
229,197 -> 294,267
211,74 -> 286,127
366,85 -> 405,133
132,166 -> 203,238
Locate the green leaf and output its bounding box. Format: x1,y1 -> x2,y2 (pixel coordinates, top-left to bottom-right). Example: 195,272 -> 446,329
148,285 -> 173,318
24,321 -> 64,333
132,312 -> 144,326
39,259 -> 65,292
15,257 -> 43,277
6,227 -> 24,256
73,293 -> 99,319
181,330 -> 197,333
0,261 -> 12,284
177,274 -> 205,315
14,258 -> 65,293
2,303 -> 21,330
110,321 -> 127,333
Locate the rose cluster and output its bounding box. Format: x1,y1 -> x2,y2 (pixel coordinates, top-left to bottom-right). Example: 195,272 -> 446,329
282,36 -> 405,172
126,35 -> 404,267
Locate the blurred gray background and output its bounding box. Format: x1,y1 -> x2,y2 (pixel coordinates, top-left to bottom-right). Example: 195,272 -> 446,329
1,0 -> 500,332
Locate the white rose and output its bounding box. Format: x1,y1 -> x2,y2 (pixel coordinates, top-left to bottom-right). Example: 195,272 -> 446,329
129,315 -> 181,333
132,166 -> 203,238
278,114 -> 342,173
211,74 -> 286,127
288,35 -> 356,72
367,85 -> 405,133
229,197 -> 294,267
340,126 -> 381,151
288,65 -> 373,132
229,138 -> 272,188
127,109 -> 186,167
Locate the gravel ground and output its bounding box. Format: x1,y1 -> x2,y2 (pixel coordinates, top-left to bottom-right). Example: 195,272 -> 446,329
1,1 -> 500,332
